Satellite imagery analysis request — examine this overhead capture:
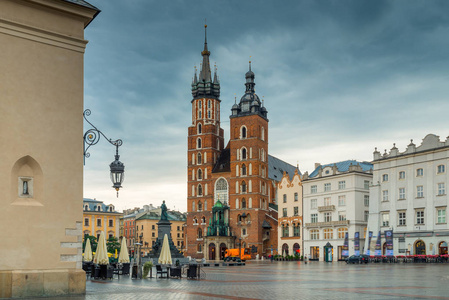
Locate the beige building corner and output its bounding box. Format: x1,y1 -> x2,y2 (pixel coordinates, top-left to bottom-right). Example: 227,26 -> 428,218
0,0 -> 99,298
277,170 -> 303,257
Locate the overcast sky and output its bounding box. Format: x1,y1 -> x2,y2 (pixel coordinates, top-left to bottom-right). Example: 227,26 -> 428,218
83,0 -> 449,212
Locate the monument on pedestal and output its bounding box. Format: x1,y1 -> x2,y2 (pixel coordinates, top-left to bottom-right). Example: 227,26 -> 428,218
150,201 -> 184,259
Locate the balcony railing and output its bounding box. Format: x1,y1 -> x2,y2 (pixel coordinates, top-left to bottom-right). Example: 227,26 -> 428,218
317,205 -> 335,212
305,220 -> 350,227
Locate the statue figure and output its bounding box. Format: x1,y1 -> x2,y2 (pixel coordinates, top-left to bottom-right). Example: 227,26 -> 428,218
160,200 -> 168,221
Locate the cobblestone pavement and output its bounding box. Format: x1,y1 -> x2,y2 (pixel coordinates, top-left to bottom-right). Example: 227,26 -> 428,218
39,261 -> 449,299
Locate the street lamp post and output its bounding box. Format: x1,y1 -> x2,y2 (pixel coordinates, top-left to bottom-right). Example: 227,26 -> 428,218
83,109 -> 125,197
239,237 -> 242,261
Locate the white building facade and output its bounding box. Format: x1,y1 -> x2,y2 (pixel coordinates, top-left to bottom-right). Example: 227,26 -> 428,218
277,170 -> 303,257
365,134 -> 449,256
303,161 -> 372,261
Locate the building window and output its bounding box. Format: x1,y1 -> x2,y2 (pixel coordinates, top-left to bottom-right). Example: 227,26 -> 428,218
293,224 -> 300,237
399,188 -> 405,200
84,218 -> 89,226
198,184 -> 203,196
242,228 -> 247,236
310,229 -> 319,240
338,195 -> 346,206
97,219 -> 101,227
282,224 -> 289,237
382,190 -> 389,202
197,228 -> 203,238
241,181 -> 247,193
197,244 -> 202,253
197,138 -> 202,149
311,199 -> 317,209
283,208 -> 287,217
338,227 -> 348,239
364,211 -> 369,222
197,153 -> 202,165
109,220 -> 113,227
382,213 -> 389,227
324,212 -> 332,222
283,194 -> 287,203
323,228 -> 333,239
241,126 -> 247,139
416,168 -> 423,176
437,165 -> 445,174
152,232 -> 155,237
294,206 -> 299,216
324,183 -> 331,192
324,197 -> 331,206
338,211 -> 346,221
399,171 -> 405,179
364,180 -> 370,190
437,208 -> 446,224
152,225 -> 155,230
417,186 -> 424,198
438,183 -> 445,195
311,214 -> 318,223
198,201 -> 203,211
294,193 -> 298,202
364,195 -> 369,206
241,198 -> 247,209
241,148 -> 247,160
416,210 -> 425,225
338,181 -> 346,190
398,211 -> 406,226
198,123 -> 202,134
311,185 -> 317,194
382,174 -> 389,182
241,164 -> 247,176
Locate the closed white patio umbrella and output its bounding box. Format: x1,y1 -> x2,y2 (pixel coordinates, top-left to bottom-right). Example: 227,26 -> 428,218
83,238 -> 93,262
118,237 -> 130,263
93,232 -> 109,265
158,234 -> 172,265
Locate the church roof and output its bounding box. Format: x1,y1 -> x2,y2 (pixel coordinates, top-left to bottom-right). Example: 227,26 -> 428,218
212,148 -> 231,173
268,155 -> 299,182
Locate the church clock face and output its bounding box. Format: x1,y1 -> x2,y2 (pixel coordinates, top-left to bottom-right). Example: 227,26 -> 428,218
242,102 -> 249,112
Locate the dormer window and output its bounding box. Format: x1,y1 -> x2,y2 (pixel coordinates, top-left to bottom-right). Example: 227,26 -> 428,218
84,205 -> 89,211
97,206 -> 101,212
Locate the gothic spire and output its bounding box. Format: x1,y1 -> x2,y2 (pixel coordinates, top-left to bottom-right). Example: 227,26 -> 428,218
199,24 -> 212,83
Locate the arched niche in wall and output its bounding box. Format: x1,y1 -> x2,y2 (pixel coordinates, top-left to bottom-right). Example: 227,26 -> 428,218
10,155 -> 43,206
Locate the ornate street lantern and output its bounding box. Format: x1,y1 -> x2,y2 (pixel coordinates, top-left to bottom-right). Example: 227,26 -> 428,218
83,109 -> 125,197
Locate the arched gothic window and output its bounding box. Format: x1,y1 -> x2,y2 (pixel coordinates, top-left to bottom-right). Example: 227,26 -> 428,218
242,164 -> 247,176
197,153 -> 202,164
215,178 -> 228,203
198,123 -> 202,134
197,169 -> 202,180
198,184 -> 203,196
198,201 -> 202,211
241,198 -> 247,208
241,126 -> 247,139
242,148 -> 247,160
197,138 -> 202,149
241,181 -> 247,193
197,228 -> 203,238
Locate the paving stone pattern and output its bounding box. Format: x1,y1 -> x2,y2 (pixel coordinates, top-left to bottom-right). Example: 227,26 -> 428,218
39,261 -> 449,299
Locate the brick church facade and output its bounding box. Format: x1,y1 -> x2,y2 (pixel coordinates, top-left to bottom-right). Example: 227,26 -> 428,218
186,26 -> 297,259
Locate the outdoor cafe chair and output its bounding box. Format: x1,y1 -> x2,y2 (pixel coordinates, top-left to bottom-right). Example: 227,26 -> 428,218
156,264 -> 168,278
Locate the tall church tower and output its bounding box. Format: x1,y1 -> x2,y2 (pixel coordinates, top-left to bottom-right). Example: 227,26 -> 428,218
186,25 -> 224,256
229,62 -> 270,252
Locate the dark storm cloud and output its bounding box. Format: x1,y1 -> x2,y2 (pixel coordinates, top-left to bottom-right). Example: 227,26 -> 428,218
83,0 -> 449,211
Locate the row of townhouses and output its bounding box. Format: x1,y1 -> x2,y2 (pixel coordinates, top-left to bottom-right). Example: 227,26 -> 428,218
278,134 -> 449,261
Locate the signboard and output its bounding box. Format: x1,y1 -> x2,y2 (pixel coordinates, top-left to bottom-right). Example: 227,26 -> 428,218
342,232 -> 349,258
374,231 -> 382,256
385,230 -> 394,256
354,232 -> 360,256
366,231 -> 373,255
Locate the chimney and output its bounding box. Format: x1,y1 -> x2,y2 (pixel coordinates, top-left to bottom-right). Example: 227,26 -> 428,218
314,163 -> 321,169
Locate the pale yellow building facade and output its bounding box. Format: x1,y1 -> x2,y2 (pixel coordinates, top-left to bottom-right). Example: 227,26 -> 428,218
277,170 -> 304,257
82,198 -> 122,240
0,0 -> 98,298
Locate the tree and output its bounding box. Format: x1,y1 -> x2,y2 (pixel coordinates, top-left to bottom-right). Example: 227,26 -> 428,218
107,236 -> 120,254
